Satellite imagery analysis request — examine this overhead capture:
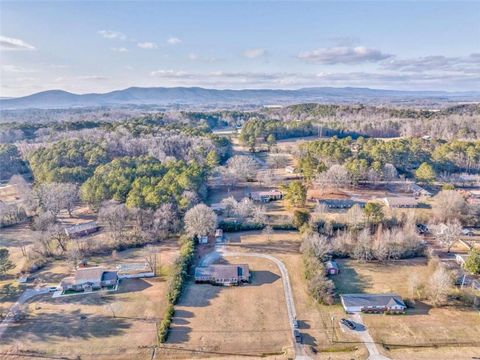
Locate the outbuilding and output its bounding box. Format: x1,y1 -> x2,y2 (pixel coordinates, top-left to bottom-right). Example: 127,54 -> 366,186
325,260 -> 339,275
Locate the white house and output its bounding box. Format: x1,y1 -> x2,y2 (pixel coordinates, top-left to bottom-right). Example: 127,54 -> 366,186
340,293 -> 406,313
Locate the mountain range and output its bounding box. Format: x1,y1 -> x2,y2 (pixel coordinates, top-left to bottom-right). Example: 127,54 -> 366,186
1,87 -> 479,110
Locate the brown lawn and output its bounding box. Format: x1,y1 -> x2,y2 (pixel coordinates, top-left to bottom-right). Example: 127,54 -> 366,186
160,256 -> 292,359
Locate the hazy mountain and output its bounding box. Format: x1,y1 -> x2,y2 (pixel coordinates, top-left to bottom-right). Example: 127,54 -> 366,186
1,86 -> 479,110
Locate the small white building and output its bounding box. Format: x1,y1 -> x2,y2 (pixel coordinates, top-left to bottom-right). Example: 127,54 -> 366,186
198,235 -> 209,244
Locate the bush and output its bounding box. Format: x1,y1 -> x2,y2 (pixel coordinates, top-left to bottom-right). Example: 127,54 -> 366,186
292,209 -> 310,229
218,221 -> 264,232
157,303 -> 175,343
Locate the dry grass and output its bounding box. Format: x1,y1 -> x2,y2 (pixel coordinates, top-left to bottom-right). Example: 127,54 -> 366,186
0,277 -> 168,360
160,256 -> 291,359
333,258 -> 480,359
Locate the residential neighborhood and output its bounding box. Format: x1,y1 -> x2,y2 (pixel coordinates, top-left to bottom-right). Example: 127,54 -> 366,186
1,2 -> 480,360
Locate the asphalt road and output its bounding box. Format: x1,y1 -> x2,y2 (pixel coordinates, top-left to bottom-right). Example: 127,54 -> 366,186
200,245 -> 311,360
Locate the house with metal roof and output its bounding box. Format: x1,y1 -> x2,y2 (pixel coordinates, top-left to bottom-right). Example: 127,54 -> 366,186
194,264 -> 250,286
340,293 -> 406,313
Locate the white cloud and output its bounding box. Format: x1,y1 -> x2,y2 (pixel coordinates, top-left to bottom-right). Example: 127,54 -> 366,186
137,42 -> 158,49
382,53 -> 480,74
150,70 -> 188,77
298,46 -> 392,64
76,75 -> 108,81
98,30 -> 126,40
167,37 -> 181,45
0,35 -> 35,51
242,48 -> 267,59
111,47 -> 129,53
1,65 -> 36,73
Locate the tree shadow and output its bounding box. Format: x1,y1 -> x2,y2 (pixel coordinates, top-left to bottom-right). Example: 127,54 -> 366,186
1,309 -> 132,344
167,309 -> 194,344
332,261 -> 372,294
0,283 -> 26,303
250,270 -> 280,286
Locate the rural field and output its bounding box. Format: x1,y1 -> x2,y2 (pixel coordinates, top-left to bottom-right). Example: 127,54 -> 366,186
333,259 -> 480,360
161,256 -> 292,359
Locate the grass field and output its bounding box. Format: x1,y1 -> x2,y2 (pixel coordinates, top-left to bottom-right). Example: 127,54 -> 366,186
161,256 -> 292,359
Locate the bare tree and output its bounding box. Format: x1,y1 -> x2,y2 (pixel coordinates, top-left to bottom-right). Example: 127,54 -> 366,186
267,154 -> 289,169
430,219 -> 463,253
226,155 -> 258,182
144,245 -> 158,275
300,233 -> 331,261
345,204 -> 364,228
315,164 -> 350,191
184,203 -> 217,238
428,264 -> 452,306
58,183 -> 79,217
382,163 -> 398,181
262,224 -> 274,242
98,203 -> 129,245
432,190 -> 468,222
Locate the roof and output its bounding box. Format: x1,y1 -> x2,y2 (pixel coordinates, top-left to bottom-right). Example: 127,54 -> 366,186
195,264 -> 250,279
326,260 -> 339,270
65,221 -> 98,236
384,196 -> 418,207
251,190 -> 282,197
341,293 -> 406,308
74,267 -> 108,284
319,199 -> 365,207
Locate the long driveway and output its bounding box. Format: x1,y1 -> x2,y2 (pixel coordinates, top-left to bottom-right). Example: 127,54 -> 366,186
200,245 -> 311,360
0,288 -> 48,339
350,313 -> 391,360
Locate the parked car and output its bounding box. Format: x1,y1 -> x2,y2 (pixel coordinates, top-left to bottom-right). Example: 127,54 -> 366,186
340,318 -> 356,330
294,329 -> 302,343
462,228 -> 474,236
47,286 -> 59,293
293,319 -> 299,329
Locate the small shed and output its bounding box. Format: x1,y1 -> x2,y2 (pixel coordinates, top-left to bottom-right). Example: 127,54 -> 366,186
198,235 -> 209,244
325,260 -> 339,275
215,229 -> 224,242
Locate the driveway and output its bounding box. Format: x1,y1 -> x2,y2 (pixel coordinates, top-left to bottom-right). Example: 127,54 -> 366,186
0,287 -> 49,339
200,244 -> 311,360
350,313 -> 391,360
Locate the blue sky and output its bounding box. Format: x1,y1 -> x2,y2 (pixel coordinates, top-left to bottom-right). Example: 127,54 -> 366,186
1,1 -> 479,96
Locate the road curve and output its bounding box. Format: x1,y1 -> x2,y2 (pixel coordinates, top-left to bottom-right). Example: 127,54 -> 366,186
200,245 -> 311,360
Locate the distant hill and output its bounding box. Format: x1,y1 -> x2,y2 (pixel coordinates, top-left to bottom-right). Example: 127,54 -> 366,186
1,86 -> 479,110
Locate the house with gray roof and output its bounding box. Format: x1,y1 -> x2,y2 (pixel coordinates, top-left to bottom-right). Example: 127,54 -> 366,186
195,264 -> 250,286
340,293 -> 406,313
60,267 -> 118,292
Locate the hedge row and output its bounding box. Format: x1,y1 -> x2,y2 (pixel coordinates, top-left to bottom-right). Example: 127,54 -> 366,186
218,221 -> 296,232
157,235 -> 195,343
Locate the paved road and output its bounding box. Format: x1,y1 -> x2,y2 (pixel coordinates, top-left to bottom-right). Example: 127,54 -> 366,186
200,245 -> 311,360
0,288 -> 48,339
350,313 -> 391,360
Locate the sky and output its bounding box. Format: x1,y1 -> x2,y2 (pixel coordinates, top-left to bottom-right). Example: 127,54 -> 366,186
0,1 -> 479,97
